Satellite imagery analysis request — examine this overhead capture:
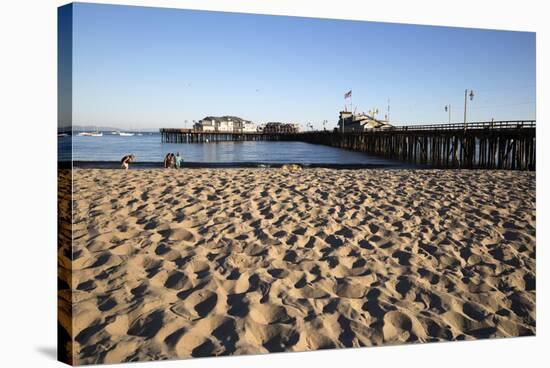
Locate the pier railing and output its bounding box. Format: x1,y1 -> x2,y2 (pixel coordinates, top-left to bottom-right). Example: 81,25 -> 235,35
389,120 -> 535,132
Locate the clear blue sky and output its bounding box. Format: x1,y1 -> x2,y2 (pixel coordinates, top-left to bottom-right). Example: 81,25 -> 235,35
70,3 -> 536,129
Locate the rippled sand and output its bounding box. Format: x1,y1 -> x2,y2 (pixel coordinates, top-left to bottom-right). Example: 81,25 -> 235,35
61,168 -> 535,364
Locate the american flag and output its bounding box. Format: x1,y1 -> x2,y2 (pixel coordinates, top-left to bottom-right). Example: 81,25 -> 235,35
344,90 -> 352,99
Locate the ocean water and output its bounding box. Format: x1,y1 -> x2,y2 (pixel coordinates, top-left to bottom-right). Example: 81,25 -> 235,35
59,133 -> 407,167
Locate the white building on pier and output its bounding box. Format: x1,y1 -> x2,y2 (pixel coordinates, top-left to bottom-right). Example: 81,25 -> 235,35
194,116 -> 257,133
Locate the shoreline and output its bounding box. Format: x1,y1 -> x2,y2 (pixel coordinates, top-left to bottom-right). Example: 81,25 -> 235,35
65,161 -> 419,170
60,160 -> 536,171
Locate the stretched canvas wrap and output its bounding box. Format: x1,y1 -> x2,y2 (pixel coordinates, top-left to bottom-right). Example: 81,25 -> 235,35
57,2 -> 536,366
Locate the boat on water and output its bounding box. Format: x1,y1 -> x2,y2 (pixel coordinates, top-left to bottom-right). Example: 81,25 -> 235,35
119,132 -> 135,136
78,131 -> 103,137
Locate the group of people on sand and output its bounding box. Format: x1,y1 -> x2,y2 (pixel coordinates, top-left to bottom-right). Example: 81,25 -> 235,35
120,152 -> 184,170
164,152 -> 183,169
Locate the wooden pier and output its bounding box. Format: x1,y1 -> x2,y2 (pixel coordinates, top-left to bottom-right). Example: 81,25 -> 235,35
160,128 -> 286,143
294,121 -> 536,170
160,120 -> 536,170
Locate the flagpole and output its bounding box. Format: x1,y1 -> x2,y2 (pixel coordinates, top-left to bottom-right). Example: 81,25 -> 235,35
349,90 -> 352,134
343,92 -> 345,134
343,90 -> 352,134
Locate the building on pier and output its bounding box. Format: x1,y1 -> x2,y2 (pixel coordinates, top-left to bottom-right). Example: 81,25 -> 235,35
262,122 -> 300,134
193,119 -> 216,132
338,111 -> 393,132
242,121 -> 257,132
193,116 -> 257,133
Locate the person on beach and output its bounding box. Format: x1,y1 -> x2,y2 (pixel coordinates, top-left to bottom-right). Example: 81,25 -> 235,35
163,153 -> 173,168
164,153 -> 179,168
170,153 -> 175,168
175,152 -> 183,169
121,154 -> 135,170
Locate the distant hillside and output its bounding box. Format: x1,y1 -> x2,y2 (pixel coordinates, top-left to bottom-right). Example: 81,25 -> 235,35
201,116 -> 251,123
73,125 -> 159,132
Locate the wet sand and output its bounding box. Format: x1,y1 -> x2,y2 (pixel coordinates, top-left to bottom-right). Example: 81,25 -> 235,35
65,168 -> 535,364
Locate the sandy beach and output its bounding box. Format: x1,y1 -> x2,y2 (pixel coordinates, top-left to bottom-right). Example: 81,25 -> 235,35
62,168 -> 535,364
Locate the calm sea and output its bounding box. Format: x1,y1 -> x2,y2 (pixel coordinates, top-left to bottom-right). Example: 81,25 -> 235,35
59,133 -> 410,167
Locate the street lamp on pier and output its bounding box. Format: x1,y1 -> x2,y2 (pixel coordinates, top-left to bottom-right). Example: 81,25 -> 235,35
444,105 -> 451,124
463,89 -> 474,129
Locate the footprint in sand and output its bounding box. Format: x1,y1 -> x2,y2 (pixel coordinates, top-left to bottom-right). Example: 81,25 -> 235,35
382,311 -> 419,342
127,310 -> 164,339
227,293 -> 249,318
267,268 -> 289,279
211,318 -> 240,354
158,228 -> 196,242
97,294 -> 118,312
249,303 -> 294,325
164,270 -> 189,290
171,289 -> 218,320
76,279 -> 96,291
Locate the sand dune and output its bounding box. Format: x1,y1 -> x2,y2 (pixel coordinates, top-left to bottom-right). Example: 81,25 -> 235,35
65,168 -> 535,364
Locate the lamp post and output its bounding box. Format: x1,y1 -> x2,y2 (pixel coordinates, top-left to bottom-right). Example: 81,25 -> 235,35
463,89 -> 474,129
444,105 -> 451,124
